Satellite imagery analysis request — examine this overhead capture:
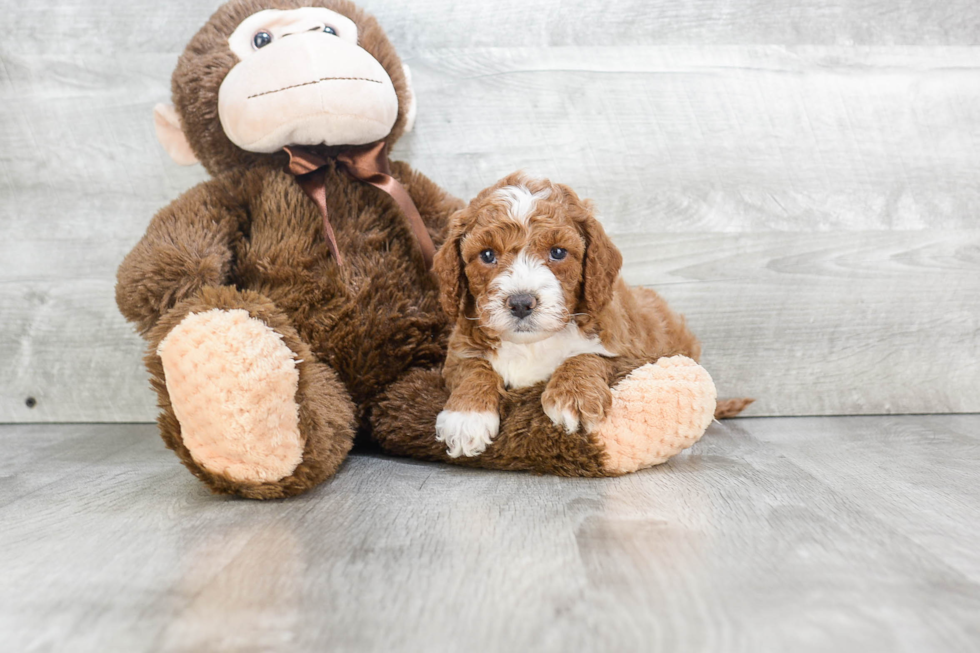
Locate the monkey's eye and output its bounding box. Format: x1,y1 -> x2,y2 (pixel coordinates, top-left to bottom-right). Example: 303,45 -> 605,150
479,249 -> 497,264
549,247 -> 568,261
252,31 -> 273,49
323,25 -> 337,35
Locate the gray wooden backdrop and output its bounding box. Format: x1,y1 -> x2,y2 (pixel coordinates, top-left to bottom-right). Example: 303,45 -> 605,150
2,0 -> 979,422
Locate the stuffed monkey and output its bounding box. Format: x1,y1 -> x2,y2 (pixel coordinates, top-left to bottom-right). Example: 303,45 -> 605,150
118,0 -> 740,499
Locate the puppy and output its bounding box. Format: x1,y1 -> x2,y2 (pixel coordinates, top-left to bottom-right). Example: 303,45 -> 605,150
432,173 -> 702,458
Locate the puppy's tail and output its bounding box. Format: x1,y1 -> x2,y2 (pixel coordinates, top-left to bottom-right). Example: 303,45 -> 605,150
714,398 -> 755,419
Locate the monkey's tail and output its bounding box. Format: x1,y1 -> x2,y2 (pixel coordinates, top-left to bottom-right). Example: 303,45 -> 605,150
714,398 -> 755,419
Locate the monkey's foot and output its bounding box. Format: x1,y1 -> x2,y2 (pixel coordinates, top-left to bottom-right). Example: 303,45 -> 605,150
157,308 -> 304,485
594,356 -> 716,475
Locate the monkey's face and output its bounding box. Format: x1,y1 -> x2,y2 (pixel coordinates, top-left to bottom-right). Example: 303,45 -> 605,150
157,0 -> 415,174
218,8 -> 399,152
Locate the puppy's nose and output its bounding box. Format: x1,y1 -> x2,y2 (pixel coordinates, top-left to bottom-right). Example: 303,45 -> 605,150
507,294 -> 537,319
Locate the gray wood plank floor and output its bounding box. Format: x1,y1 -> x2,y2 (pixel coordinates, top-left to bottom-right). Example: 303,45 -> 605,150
1,416 -> 979,652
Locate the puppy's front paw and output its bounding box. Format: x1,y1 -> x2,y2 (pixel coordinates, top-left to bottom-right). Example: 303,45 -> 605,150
541,394 -> 580,433
435,410 -> 500,458
542,379 -> 612,434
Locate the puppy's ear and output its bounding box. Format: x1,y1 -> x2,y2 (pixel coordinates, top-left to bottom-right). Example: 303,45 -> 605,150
433,210 -> 468,321
579,208 -> 623,317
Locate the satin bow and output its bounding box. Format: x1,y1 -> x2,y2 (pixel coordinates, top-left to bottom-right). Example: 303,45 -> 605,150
284,141 -> 436,269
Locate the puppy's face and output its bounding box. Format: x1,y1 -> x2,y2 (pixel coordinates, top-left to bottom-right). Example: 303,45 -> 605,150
436,173 -> 622,344
461,183 -> 584,343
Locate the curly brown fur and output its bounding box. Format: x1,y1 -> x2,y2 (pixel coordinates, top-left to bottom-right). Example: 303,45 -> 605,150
435,173 -> 702,365
433,172 -> 750,442
432,174 -> 705,445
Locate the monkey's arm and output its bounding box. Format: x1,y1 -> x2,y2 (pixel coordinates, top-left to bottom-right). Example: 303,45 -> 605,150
116,173 -> 249,335
541,353 -> 616,434
390,162 -> 465,242
374,354 -> 717,477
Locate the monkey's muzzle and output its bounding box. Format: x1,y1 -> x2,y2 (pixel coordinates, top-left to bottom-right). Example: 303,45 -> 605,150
218,32 -> 399,153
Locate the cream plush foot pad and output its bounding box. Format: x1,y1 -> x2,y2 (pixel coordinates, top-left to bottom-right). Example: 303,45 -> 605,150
596,356 -> 717,475
157,308 -> 304,484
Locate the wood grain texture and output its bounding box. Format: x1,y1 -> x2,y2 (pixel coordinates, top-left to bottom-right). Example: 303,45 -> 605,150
400,46 -> 980,232
622,230 -> 980,415
6,0 -> 980,52
1,417 -> 979,652
2,0 -> 979,421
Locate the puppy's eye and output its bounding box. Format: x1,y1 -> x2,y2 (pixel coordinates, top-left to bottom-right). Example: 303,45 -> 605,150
323,25 -> 337,35
252,30 -> 273,49
479,249 -> 497,264
549,247 -> 568,261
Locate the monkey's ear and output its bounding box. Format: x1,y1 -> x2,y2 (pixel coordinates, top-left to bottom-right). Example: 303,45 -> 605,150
153,103 -> 199,166
402,64 -> 418,133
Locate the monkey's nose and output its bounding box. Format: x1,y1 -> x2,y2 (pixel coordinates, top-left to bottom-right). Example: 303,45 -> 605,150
507,294 -> 537,319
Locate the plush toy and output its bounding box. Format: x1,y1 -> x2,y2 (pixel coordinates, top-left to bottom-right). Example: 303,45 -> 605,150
117,0 -> 746,500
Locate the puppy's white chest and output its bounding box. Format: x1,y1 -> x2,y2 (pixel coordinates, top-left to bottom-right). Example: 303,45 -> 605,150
488,325 -> 614,389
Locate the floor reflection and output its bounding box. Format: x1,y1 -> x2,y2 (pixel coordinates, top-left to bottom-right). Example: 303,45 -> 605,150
161,520 -> 304,652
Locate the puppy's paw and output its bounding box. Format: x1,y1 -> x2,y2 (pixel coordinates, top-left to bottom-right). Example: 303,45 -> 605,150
541,379 -> 612,434
542,398 -> 580,433
435,410 -> 500,458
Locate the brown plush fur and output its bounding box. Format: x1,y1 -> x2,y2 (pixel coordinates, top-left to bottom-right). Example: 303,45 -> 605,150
120,154 -> 461,496
372,357 -> 658,476
118,0 -> 463,498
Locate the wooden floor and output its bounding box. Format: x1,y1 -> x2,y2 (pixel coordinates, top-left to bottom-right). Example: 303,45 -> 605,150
1,416 -> 979,652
